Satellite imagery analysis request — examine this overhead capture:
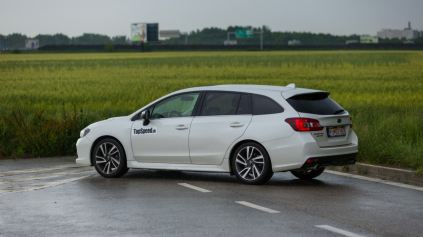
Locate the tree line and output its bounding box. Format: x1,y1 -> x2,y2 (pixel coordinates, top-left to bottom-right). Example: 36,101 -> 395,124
163,26 -> 423,45
1,26 -> 422,49
0,33 -> 127,49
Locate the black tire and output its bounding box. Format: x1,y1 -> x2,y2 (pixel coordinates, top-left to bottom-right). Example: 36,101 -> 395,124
231,142 -> 273,185
290,167 -> 325,180
93,138 -> 129,178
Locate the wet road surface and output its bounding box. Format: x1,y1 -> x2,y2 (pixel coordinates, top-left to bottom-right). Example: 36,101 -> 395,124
0,157 -> 422,237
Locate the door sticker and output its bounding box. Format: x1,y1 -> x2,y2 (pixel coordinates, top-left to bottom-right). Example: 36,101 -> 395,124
133,126 -> 157,135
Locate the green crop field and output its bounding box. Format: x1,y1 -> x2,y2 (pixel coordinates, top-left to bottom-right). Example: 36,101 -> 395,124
0,51 -> 422,172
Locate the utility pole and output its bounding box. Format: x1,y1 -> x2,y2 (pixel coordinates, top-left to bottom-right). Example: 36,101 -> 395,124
260,31 -> 263,50
181,32 -> 188,45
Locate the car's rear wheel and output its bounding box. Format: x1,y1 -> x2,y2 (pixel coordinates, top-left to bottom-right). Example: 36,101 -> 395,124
291,168 -> 325,180
93,138 -> 128,178
232,142 -> 273,185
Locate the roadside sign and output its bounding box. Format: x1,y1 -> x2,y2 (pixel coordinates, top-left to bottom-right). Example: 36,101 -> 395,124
360,35 -> 378,44
236,30 -> 253,38
224,40 -> 237,45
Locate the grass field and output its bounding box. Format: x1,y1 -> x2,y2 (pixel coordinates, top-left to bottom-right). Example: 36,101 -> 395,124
0,51 -> 422,172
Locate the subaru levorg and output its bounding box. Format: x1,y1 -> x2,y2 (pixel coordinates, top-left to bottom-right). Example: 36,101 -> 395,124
76,84 -> 358,184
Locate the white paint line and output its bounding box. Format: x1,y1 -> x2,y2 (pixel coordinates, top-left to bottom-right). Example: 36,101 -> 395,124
0,175 -> 93,195
357,163 -> 414,173
178,183 -> 212,193
235,201 -> 280,214
316,225 -> 365,237
325,170 -> 423,192
0,164 -> 84,177
0,168 -> 94,184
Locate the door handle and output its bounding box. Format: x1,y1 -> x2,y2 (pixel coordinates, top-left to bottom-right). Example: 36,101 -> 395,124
175,125 -> 188,130
230,122 -> 244,128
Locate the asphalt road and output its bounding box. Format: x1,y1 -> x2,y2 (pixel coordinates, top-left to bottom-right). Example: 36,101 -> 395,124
0,157 -> 422,237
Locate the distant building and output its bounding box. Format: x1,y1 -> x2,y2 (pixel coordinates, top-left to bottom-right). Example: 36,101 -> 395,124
288,40 -> 301,46
377,22 -> 421,40
25,39 -> 39,49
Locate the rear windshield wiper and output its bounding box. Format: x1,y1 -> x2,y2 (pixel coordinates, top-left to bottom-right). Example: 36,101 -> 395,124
334,109 -> 345,115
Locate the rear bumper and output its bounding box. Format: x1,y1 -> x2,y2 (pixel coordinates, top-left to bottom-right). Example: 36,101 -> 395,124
301,152 -> 357,168
263,130 -> 358,172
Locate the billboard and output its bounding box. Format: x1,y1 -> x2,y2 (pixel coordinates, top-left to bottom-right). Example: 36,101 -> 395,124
25,39 -> 39,49
360,36 -> 378,44
131,23 -> 147,42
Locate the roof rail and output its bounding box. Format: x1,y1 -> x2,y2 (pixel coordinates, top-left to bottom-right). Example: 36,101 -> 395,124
286,83 -> 296,89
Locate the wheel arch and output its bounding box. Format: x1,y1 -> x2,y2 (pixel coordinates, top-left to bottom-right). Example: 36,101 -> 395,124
90,135 -> 127,166
228,139 -> 272,175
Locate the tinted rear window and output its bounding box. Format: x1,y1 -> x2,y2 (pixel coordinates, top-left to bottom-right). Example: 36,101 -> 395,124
252,94 -> 284,115
286,93 -> 343,115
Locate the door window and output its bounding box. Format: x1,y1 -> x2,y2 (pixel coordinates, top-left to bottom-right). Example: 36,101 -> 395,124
200,92 -> 242,116
151,93 -> 200,119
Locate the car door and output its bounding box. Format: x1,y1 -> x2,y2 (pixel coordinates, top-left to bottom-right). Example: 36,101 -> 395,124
131,92 -> 201,164
189,92 -> 252,165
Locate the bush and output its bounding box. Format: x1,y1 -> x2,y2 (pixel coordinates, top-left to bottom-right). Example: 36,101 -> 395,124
104,43 -> 114,52
12,49 -> 21,54
0,107 -> 90,158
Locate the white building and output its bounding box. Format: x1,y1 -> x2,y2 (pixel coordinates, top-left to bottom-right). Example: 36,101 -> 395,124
377,22 -> 421,40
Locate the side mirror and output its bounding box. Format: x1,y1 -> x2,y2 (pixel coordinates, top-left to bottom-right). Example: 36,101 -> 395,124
141,110 -> 150,126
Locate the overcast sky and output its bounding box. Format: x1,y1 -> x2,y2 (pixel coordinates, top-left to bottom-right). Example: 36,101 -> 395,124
1,0 -> 422,37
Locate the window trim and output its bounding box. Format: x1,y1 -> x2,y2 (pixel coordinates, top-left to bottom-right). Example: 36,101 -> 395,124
196,91 -> 252,117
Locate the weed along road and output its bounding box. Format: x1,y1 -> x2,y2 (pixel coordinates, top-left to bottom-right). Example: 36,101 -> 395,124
0,158 -> 422,237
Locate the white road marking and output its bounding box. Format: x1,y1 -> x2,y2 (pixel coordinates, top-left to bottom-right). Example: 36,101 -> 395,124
0,175 -> 93,195
325,170 -> 423,192
0,168 -> 94,184
316,225 -> 365,237
178,183 -> 212,193
0,164 -> 84,177
235,201 -> 280,214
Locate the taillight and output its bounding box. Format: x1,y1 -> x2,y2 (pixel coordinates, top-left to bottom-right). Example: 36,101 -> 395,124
285,118 -> 324,131
350,116 -> 353,129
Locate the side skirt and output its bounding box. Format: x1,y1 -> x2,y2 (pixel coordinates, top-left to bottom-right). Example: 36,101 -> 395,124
127,159 -> 231,173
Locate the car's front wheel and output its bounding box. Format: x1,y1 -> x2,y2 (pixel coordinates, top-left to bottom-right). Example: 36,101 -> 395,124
232,142 -> 273,185
290,168 -> 325,180
93,138 -> 128,178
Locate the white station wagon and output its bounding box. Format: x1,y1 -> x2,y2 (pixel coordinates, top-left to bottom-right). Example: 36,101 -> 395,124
76,84 -> 358,184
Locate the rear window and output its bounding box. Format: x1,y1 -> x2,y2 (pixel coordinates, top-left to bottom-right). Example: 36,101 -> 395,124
286,93 -> 344,115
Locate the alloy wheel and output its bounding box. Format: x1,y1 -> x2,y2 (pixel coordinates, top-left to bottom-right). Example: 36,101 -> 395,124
235,146 -> 265,181
95,142 -> 121,175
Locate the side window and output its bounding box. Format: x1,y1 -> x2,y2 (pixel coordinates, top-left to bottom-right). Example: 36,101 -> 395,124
151,93 -> 200,119
200,92 -> 241,116
252,94 -> 284,115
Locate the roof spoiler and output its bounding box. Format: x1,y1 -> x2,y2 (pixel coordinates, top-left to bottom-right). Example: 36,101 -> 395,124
286,83 -> 296,89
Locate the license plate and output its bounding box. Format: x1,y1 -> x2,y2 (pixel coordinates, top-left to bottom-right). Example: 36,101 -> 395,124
327,126 -> 346,137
